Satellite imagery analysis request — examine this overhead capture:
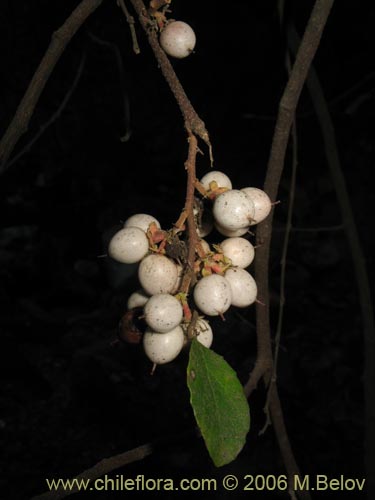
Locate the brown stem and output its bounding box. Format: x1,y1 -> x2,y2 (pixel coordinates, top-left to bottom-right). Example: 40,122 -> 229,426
245,0 -> 335,394
180,133 -> 199,294
4,51 -> 86,172
126,0 -> 208,292
245,1 -> 334,498
271,0 -> 298,387
31,443 -> 152,500
118,0 -> 141,54
128,0 -> 212,163
0,0 -> 104,171
287,21 -> 375,500
185,135 -> 199,268
268,383 -> 311,500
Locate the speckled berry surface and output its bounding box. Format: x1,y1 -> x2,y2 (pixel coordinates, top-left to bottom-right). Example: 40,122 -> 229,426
138,254 -> 178,296
160,21 -> 196,59
193,274 -> 232,316
108,227 -> 149,264
220,237 -> 255,268
225,268 -> 257,308
213,190 -> 255,231
144,293 -> 183,333
124,213 -> 161,233
143,326 -> 185,364
241,187 -> 272,225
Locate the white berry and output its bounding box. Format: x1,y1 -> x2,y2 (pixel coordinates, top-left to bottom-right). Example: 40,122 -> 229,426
194,274 -> 232,316
200,171 -> 232,191
144,293 -> 183,333
225,268 -> 257,308
241,187 -> 272,225
213,189 -> 255,230
160,21 -> 196,59
138,254 -> 178,296
143,326 -> 185,364
127,289 -> 149,309
194,318 -> 213,348
215,223 -> 250,238
108,227 -> 149,264
124,213 -> 160,233
220,237 -> 255,268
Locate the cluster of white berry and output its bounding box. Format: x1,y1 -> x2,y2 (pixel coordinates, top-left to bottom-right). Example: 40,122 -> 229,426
108,171 -> 272,368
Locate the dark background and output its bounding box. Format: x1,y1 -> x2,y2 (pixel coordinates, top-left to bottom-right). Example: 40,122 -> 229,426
0,1 -> 374,499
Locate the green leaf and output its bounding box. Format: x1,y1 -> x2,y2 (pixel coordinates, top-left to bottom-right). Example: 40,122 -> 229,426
187,338 -> 250,467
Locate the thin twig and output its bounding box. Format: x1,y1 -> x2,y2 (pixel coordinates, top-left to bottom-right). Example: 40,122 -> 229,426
260,126 -> 300,444
117,0 -> 141,54
0,0 -> 104,171
287,21 -> 375,500
245,1 -> 334,498
272,0 -> 299,394
261,119 -> 299,438
2,50 -> 86,171
128,0 -> 213,163
273,119 -> 297,375
31,443 -> 152,500
245,0 -> 335,396
268,383 -> 310,499
87,30 -> 132,141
